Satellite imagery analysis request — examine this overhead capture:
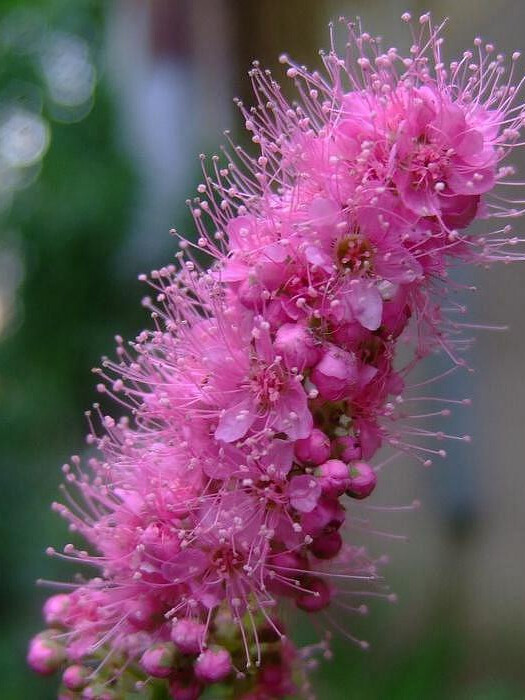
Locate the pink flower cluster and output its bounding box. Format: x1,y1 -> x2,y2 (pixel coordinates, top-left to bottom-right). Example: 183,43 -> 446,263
29,14 -> 525,700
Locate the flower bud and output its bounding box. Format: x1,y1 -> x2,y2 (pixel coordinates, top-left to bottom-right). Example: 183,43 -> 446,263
140,642 -> 177,678
311,347 -> 358,401
274,323 -> 319,369
141,522 -> 181,561
260,663 -> 294,695
334,435 -> 361,461
81,684 -> 116,699
237,277 -> 264,310
43,594 -> 70,626
347,461 -> 377,499
356,419 -> 382,460
265,298 -> 292,327
194,647 -> 232,683
294,428 -> 331,465
301,497 -> 345,537
127,596 -> 159,631
169,677 -> 203,700
62,665 -> 90,691
310,530 -> 343,559
331,320 -> 370,347
295,576 -> 332,612
316,459 -> 349,496
27,632 -> 65,675
171,619 -> 205,655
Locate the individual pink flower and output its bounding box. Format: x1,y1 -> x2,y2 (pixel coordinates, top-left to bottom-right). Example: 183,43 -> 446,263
392,86 -> 498,219
311,345 -> 377,401
213,319 -> 313,442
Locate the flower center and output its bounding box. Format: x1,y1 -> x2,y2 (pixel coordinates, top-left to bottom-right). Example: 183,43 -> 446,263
335,233 -> 374,273
249,363 -> 286,408
410,137 -> 451,189
211,547 -> 243,577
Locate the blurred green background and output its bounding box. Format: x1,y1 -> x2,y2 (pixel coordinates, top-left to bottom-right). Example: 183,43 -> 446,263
1,1 -> 524,698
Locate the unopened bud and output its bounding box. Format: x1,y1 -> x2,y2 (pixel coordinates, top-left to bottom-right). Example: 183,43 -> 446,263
43,594 -> 70,626
62,665 -> 90,691
295,428 -> 331,465
171,619 -> 205,654
27,631 -> 65,675
310,530 -> 343,560
141,642 -> 177,678
347,461 -> 377,499
316,459 -> 350,496
194,646 -> 232,683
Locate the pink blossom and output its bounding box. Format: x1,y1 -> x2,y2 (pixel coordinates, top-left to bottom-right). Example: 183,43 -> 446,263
311,345 -> 376,401
213,320 -> 313,442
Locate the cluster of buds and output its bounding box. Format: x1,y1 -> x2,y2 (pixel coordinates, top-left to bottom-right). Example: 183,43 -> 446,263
29,13 -> 525,699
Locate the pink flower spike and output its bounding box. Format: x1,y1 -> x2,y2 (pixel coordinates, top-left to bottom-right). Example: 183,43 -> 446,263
27,12 -> 525,697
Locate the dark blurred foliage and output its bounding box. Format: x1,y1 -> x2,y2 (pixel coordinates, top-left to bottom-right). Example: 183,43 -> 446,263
0,1 -> 139,697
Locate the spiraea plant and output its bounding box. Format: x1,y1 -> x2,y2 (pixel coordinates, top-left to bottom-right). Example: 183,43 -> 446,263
28,13 -> 525,700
